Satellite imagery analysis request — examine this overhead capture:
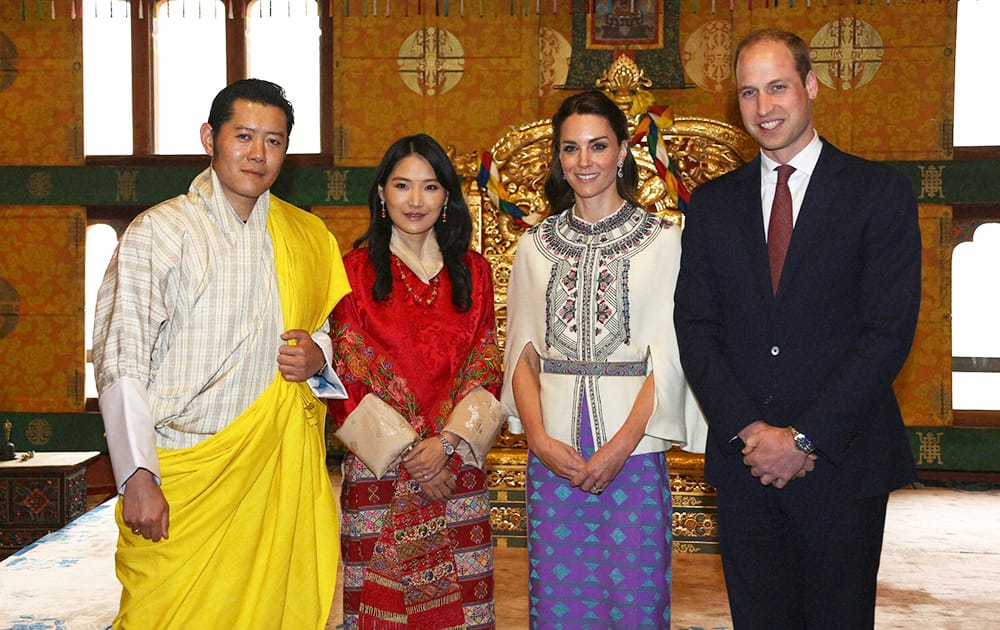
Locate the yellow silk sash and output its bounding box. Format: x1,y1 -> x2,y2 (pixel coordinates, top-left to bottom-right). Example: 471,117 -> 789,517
113,196 -> 349,629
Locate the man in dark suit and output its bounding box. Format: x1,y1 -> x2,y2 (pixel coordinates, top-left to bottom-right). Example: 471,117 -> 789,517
673,29 -> 921,629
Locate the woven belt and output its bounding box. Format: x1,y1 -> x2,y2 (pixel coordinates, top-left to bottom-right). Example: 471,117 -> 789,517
541,358 -> 648,377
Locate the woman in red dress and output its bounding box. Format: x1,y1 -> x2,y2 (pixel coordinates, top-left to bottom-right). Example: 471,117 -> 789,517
327,134 -> 506,629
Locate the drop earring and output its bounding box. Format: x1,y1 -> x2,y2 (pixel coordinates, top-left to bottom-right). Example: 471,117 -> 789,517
441,202 -> 448,223
617,162 -> 624,178
380,198 -> 387,219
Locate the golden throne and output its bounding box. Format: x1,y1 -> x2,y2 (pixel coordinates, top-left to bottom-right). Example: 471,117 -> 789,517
453,56 -> 757,553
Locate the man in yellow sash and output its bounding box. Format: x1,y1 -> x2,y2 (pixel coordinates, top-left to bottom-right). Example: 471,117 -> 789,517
92,79 -> 350,629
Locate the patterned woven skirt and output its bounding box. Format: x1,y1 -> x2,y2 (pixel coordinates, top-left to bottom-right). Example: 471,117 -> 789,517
340,454 -> 495,629
526,397 -> 672,629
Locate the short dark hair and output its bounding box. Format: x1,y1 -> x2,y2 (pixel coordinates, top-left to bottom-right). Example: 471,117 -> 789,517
356,134 -> 474,312
543,90 -> 640,213
207,78 -> 295,137
734,29 -> 812,85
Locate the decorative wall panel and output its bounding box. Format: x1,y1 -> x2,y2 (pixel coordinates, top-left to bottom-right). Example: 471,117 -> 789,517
0,207 -> 85,412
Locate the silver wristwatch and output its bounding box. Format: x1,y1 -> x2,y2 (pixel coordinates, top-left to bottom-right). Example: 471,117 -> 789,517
439,435 -> 455,457
787,426 -> 815,454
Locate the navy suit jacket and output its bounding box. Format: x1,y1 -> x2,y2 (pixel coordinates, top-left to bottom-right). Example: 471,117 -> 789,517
673,139 -> 920,504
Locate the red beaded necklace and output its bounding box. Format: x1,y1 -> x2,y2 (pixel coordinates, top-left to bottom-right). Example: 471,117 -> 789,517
393,256 -> 440,306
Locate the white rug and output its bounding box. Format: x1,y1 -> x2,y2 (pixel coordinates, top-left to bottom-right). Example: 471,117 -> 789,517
0,499 -> 119,630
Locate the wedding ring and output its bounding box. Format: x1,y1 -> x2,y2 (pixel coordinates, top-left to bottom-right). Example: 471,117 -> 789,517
424,473 -> 430,480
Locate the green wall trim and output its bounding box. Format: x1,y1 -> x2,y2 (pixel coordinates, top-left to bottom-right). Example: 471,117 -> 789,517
3,412 -> 998,474
887,160 -> 1000,205
906,426 -> 1000,473
0,165 -> 377,208
0,160 -> 995,207
2,412 -> 107,454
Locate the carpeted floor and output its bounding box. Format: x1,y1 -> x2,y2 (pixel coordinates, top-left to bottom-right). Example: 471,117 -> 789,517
327,482 -> 1000,629
4,474 -> 994,628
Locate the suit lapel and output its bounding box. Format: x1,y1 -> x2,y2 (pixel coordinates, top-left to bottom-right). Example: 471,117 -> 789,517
776,140 -> 845,299
732,157 -> 775,301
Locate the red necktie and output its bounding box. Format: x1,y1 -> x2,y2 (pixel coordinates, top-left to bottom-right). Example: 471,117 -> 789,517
767,164 -> 795,294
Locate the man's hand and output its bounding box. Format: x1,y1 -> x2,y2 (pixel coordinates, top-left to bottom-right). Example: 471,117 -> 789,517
740,421 -> 817,488
121,468 -> 170,542
278,330 -> 325,382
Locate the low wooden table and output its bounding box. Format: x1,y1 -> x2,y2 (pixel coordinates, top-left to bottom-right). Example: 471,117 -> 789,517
0,451 -> 101,558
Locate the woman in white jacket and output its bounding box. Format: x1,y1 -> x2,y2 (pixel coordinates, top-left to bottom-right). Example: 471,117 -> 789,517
501,90 -> 705,629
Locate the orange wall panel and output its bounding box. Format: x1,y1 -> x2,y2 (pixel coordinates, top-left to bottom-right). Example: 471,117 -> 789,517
0,19 -> 82,165
0,207 -> 85,412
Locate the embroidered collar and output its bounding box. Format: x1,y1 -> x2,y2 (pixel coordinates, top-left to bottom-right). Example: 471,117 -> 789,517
566,201 -> 633,235
553,201 -> 657,250
389,226 -> 444,284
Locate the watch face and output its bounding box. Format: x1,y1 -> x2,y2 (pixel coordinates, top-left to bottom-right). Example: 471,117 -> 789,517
440,436 -> 455,455
793,433 -> 813,453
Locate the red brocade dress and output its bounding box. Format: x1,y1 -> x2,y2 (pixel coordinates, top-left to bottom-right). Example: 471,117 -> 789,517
328,247 -> 503,630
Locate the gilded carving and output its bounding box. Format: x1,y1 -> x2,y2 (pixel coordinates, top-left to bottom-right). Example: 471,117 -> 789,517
595,54 -> 655,117
489,506 -> 527,532
672,510 -> 719,538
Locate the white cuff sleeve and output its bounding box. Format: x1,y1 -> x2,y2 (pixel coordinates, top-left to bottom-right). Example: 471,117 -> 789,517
307,331 -> 348,399
98,376 -> 161,494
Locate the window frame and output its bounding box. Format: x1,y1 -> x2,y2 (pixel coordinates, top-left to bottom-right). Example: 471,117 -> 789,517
950,200 -> 1000,426
85,1 -> 333,168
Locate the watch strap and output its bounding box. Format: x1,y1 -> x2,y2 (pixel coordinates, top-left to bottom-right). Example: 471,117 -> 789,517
438,434 -> 455,456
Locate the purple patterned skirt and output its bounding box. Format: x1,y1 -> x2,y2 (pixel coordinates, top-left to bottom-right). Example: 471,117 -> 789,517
526,396 -> 672,629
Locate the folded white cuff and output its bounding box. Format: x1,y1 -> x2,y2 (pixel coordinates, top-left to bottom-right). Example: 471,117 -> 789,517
98,376 -> 161,493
